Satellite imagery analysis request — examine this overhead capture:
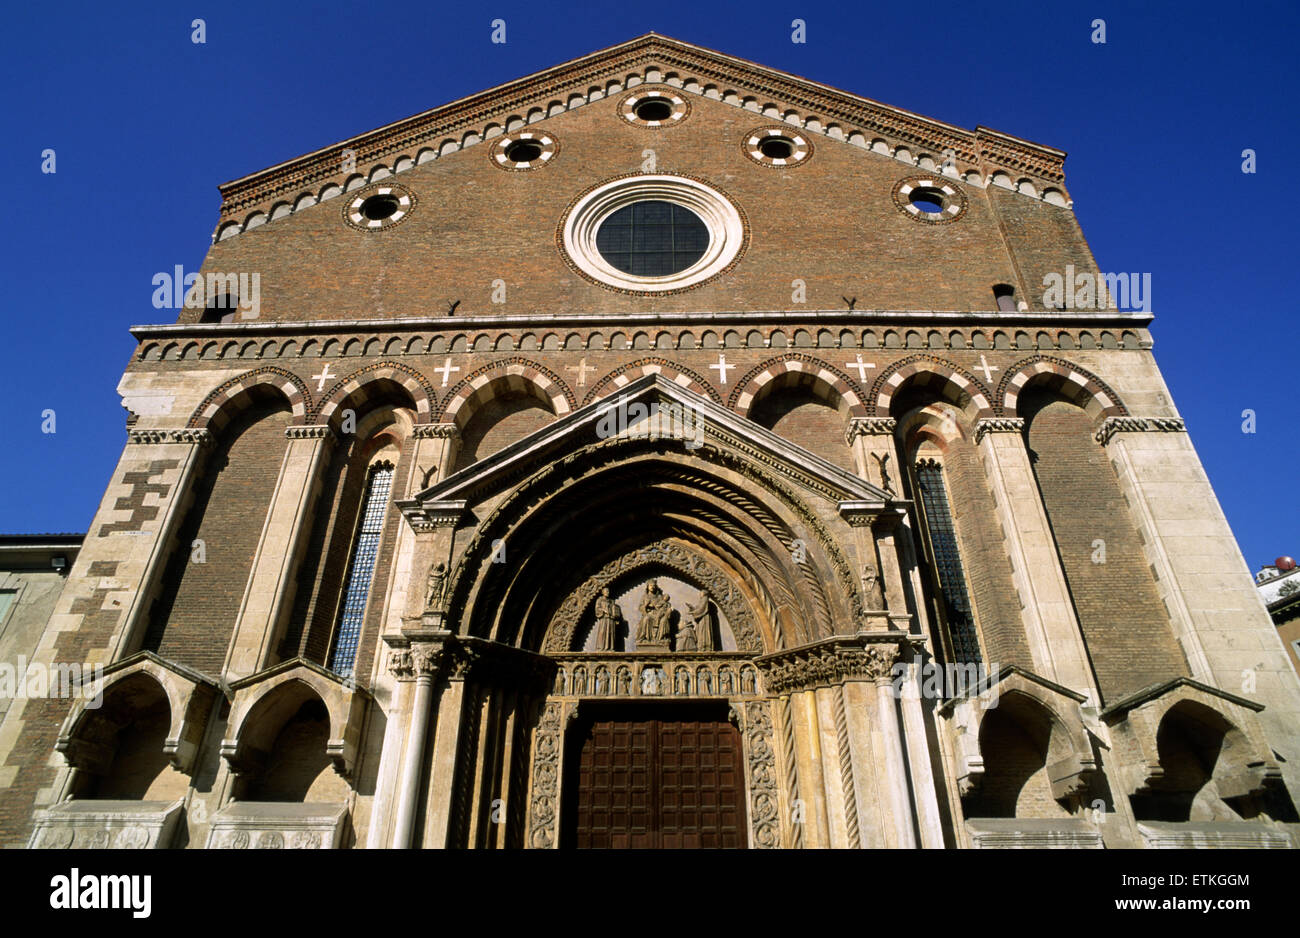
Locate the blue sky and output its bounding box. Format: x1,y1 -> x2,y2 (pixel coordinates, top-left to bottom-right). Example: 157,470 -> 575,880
0,0 -> 1295,571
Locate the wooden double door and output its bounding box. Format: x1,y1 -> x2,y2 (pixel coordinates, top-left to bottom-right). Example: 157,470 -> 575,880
562,702 -> 747,848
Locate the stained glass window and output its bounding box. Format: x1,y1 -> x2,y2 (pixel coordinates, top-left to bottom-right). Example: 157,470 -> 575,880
595,200 -> 709,276
329,463 -> 394,678
914,459 -> 983,668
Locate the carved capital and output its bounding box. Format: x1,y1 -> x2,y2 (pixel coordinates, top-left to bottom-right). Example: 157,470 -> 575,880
844,417 -> 897,445
126,428 -> 215,447
126,429 -> 168,445
1094,416 -> 1186,446
972,417 -> 1025,445
757,635 -> 912,693
285,424 -> 338,443
389,641 -> 447,682
412,423 -> 460,441
170,428 -> 215,446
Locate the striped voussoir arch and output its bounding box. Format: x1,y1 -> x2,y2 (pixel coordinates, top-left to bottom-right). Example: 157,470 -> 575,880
998,356 -> 1128,420
316,362 -> 437,425
187,366 -> 311,430
439,358 -> 575,424
728,354 -> 868,417
870,355 -> 994,418
582,358 -> 721,406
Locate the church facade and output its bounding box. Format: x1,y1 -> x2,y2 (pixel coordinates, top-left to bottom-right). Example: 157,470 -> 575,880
4,34 -> 1297,849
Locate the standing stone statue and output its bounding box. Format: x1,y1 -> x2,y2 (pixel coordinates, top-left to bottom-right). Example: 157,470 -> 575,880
593,587 -> 620,652
861,562 -> 885,611
687,594 -> 714,652
425,561 -> 448,612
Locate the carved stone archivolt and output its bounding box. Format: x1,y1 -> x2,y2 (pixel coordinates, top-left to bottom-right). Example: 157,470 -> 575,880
757,635 -> 912,694
545,541 -> 762,654
440,432 -> 863,648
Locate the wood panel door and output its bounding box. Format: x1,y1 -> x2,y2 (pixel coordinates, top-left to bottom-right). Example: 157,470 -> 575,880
563,703 -> 746,848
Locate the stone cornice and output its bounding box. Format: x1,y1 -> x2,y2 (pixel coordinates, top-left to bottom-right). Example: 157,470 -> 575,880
756,633 -> 916,693
395,498 -> 469,532
972,417 -> 1026,444
131,308 -> 1154,341
1094,416 -> 1187,446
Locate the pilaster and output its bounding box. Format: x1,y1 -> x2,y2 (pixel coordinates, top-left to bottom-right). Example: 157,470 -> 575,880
973,418 -> 1097,704
226,425 -> 336,680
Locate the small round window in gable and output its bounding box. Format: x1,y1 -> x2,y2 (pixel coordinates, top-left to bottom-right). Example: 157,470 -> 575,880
891,175 -> 968,224
344,184 -> 416,231
619,88 -> 690,128
743,126 -> 813,168
489,131 -> 560,172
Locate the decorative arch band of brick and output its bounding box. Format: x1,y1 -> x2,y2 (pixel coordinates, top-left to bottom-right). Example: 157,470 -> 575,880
998,355 -> 1128,421
582,357 -> 720,407
187,366 -> 312,431
315,362 -> 437,426
439,357 -> 576,425
869,354 -> 994,419
728,354 -> 868,418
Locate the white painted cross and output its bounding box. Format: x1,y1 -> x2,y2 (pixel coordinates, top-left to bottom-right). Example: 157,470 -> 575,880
709,354 -> 734,385
434,358 -> 460,387
976,355 -> 998,384
312,363 -> 335,392
845,354 -> 876,382
566,358 -> 596,387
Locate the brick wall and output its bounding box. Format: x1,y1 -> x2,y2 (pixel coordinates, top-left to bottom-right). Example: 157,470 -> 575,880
1022,391 -> 1188,701
144,400 -> 292,675
965,706 -> 1070,819
750,387 -> 854,471
193,92 -> 1093,323
455,396 -> 556,471
939,438 -> 1034,670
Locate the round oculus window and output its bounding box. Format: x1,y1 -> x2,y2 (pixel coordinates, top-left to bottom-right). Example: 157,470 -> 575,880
344,184 -> 415,230
743,126 -> 813,167
595,201 -> 709,276
618,88 -> 690,127
489,131 -> 559,171
891,175 -> 968,224
558,174 -> 747,294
